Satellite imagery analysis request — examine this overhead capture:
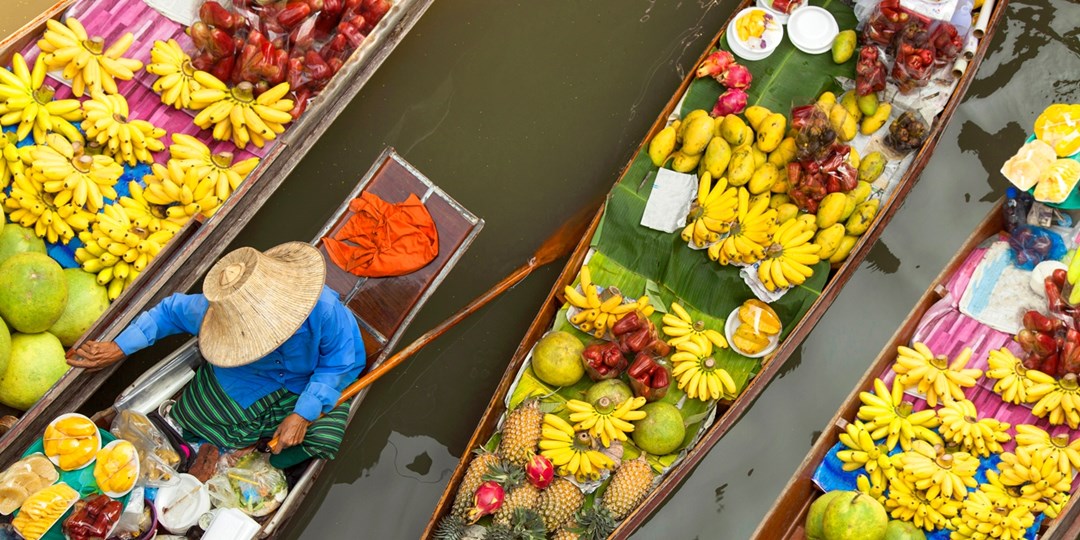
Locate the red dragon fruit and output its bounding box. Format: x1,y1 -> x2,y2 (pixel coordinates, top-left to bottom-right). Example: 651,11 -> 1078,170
695,50 -> 735,79
712,88 -> 749,116
718,63 -> 752,89
525,454 -> 554,489
466,481 -> 504,523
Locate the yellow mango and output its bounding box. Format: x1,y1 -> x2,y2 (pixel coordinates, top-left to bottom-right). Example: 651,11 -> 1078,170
829,235 -> 860,264
775,203 -> 799,224
669,150 -> 702,173
861,102 -> 892,135
755,113 -> 787,152
748,163 -> 780,194
845,199 -> 880,236
816,192 -> 848,228
796,214 -> 818,235
814,224 -> 847,259
676,109 -> 709,143
751,146 -> 768,169
769,193 -> 791,209
817,92 -> 837,110
727,148 -> 755,186
768,137 -> 797,168
744,105 -> 772,131
829,104 -> 858,142
720,114 -> 749,146
839,91 -> 863,122
648,125 -> 677,167
681,115 -> 716,155
701,136 -> 732,178
858,152 -> 887,183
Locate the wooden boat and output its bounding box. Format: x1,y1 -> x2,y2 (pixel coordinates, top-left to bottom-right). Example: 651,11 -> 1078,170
423,0 -> 1009,537
66,147 -> 481,539
754,199 -> 1080,540
0,0 -> 435,460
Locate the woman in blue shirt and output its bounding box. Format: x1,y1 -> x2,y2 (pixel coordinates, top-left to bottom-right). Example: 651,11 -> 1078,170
69,242 -> 366,469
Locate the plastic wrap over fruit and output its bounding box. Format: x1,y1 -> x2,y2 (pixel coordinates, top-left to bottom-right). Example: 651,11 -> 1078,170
854,47 -> 886,97
11,483 -> 79,540
62,494 -> 122,540
791,104 -> 837,162
0,455 -> 58,515
788,146 -> 856,213
884,111 -> 929,154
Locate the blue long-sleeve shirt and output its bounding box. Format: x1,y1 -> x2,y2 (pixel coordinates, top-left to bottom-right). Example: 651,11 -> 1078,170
115,286 -> 366,422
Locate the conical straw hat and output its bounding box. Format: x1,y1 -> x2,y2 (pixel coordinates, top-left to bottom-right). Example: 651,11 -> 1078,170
198,242 -> 326,367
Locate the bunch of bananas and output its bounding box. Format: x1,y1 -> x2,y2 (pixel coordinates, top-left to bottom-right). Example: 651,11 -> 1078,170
892,343 -> 982,407
996,446 -> 1073,506
883,473 -> 959,532
707,187 -> 777,265
189,74 -> 294,149
1014,424 -> 1080,478
118,181 -> 185,235
1026,371 -> 1080,428
735,9 -> 768,41
985,348 -> 1034,405
895,440 -> 979,501
682,172 -> 737,248
168,134 -> 260,202
855,472 -> 888,504
661,301 -> 727,348
566,396 -> 647,447
75,204 -> 175,300
538,414 -> 615,483
81,92 -> 166,166
758,217 -> 821,291
936,398 -> 1011,457
0,132 -> 26,194
837,420 -> 894,491
950,490 -> 1034,540
38,18 -> 141,97
979,470 -> 1043,513
670,335 -> 738,401
146,39 -> 201,110
0,53 -> 83,143
4,173 -> 94,244
142,161 -> 222,220
856,377 -> 941,451
29,134 -> 123,213
564,267 -> 648,338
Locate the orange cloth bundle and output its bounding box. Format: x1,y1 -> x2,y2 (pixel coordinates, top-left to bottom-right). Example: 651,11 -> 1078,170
323,191 -> 439,277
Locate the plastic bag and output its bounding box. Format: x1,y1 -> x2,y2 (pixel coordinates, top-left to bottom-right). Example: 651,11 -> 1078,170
883,111 -> 930,154
791,103 -> 838,162
1008,225 -> 1066,270
206,453 -> 288,517
110,410 -> 181,488
63,494 -> 123,540
0,454 -> 58,515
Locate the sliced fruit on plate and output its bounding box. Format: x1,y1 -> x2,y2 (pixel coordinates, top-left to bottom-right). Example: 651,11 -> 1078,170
1001,139 -> 1056,190
1034,158 -> 1080,204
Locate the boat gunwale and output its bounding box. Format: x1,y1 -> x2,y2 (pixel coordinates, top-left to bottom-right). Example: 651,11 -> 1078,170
421,0 -> 1010,536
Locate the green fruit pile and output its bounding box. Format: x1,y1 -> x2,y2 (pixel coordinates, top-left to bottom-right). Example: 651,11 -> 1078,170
805,490 -> 925,540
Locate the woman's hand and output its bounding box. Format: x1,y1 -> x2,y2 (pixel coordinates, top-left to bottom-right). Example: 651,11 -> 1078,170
67,341 -> 126,371
271,413 -> 311,453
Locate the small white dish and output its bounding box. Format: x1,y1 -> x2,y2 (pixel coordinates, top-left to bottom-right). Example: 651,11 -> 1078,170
727,8 -> 785,61
725,308 -> 781,358
1031,260 -> 1067,296
756,0 -> 802,24
156,473 -> 210,535
45,413 -> 101,471
95,440 -> 140,498
787,6 -> 839,55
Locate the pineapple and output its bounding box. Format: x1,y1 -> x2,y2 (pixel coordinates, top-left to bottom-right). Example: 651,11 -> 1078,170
601,456 -> 654,520
493,484 -> 541,526
555,508 -> 617,540
552,528 -> 579,540
433,515 -> 466,540
451,449 -> 503,518
498,399 -> 543,467
485,508 -> 545,540
537,478 -> 584,531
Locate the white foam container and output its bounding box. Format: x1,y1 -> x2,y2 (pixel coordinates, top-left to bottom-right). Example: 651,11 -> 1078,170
786,5 -> 840,55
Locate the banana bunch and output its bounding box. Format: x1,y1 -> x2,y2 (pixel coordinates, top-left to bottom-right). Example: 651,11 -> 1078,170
758,217 -> 821,291
1014,424 -> 1080,478
142,161 -> 222,220
38,18 -> 142,97
935,399 -> 1011,457
661,301 -> 727,348
189,75 -> 294,149
707,187 -> 777,265
979,470 -> 1043,513
0,53 -> 83,143
996,446 -> 1073,505
837,420 -> 895,492
883,474 -> 960,532
857,377 -> 941,451
566,396 -> 647,447
985,348 -> 1034,405
950,490 -> 1034,540
119,181 -> 185,234
1025,371 -> 1080,428
539,414 -> 615,483
0,132 -> 26,194
855,472 -> 888,505
892,343 -> 982,407
29,134 -> 123,213
4,173 -> 95,244
670,335 -> 738,401
564,266 -> 644,338
81,92 -> 166,166
168,134 -> 260,201
682,173 -> 737,248
75,204 -> 174,300
895,440 -> 979,501
146,39 -> 201,110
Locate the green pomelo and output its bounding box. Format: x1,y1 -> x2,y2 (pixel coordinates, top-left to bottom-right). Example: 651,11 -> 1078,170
531,331 -> 585,386
883,520 -> 926,540
805,491 -> 850,540
48,269 -> 110,346
0,224 -> 46,266
631,402 -> 685,455
585,379 -> 633,407
0,322 -> 9,379
0,253 -> 68,333
0,332 -> 70,410
822,491 -> 888,540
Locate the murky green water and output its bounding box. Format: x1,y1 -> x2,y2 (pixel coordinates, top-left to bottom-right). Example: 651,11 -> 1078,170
5,0 -> 1077,537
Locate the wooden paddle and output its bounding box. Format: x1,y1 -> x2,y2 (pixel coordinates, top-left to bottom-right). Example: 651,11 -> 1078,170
265,199 -> 602,452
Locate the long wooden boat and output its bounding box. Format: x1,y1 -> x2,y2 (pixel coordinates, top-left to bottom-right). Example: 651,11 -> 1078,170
423,0 -> 1009,537
0,0 -> 434,460
65,147 -> 481,539
754,198 -> 1080,540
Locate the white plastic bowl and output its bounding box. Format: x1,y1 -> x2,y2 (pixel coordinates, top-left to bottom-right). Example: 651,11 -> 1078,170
155,473 -> 210,535
786,6 -> 839,55
727,8 -> 785,61
95,440 -> 140,498
45,413 -> 101,471
725,308 -> 781,358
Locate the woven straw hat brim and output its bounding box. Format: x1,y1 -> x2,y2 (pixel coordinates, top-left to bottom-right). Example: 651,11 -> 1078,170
198,242 -> 326,367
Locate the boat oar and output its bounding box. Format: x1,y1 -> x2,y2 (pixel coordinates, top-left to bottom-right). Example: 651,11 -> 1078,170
264,200 -> 601,452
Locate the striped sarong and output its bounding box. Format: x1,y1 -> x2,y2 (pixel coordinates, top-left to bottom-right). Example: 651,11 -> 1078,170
172,366 -> 350,460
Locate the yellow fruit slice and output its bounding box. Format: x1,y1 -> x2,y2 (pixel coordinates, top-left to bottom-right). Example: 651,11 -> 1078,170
737,299 -> 781,335
1001,139 -> 1057,190
1033,159 -> 1080,204
1035,103 -> 1080,157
